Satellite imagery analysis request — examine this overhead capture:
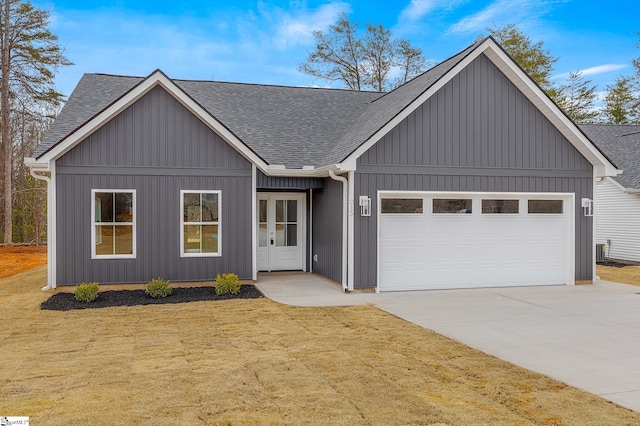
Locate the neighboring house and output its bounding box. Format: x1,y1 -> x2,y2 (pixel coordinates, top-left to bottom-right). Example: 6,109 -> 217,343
25,37 -> 618,292
580,124 -> 640,262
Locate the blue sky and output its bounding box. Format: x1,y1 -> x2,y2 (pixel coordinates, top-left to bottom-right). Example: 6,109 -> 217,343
36,0 -> 640,100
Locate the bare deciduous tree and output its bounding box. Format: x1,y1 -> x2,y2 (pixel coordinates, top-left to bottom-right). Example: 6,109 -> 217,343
299,13 -> 428,91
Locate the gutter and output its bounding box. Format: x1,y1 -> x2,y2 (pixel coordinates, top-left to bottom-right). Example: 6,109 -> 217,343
328,169 -> 349,292
25,159 -> 55,291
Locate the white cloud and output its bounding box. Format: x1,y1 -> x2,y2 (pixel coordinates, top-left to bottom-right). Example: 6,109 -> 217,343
447,0 -> 564,35
399,0 -> 436,21
252,1 -> 351,50
555,64 -> 628,80
579,64 -> 628,76
398,0 -> 468,23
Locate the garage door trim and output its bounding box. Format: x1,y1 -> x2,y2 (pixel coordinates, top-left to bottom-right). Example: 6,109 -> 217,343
376,191 -> 575,292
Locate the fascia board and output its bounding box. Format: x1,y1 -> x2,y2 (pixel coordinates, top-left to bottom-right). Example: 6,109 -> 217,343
482,43 -> 620,177
24,157 -> 49,171
263,164 -> 341,178
37,71 -> 269,171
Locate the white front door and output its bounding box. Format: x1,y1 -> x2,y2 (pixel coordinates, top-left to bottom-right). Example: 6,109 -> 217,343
258,193 -> 305,271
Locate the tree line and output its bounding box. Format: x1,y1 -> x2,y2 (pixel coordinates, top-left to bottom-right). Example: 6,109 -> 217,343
299,16 -> 640,125
0,6 -> 638,244
0,0 -> 71,244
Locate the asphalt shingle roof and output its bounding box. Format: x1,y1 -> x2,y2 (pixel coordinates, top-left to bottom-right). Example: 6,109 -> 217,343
34,39 -> 479,169
580,124 -> 640,190
328,41 -> 478,164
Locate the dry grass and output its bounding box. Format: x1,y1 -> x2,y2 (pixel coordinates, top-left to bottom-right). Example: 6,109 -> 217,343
597,265 -> 640,287
2,266 -> 640,425
0,245 -> 47,279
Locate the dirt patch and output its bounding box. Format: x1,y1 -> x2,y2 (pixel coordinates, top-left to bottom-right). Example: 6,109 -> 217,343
597,265 -> 640,287
0,245 -> 47,279
2,266 -> 640,425
41,285 -> 263,310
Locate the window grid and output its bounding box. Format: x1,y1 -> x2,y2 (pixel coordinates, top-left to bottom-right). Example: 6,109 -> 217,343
181,190 -> 221,257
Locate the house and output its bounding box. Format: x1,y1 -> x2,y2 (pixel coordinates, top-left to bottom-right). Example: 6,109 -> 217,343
580,124 -> 640,262
25,37 -> 619,292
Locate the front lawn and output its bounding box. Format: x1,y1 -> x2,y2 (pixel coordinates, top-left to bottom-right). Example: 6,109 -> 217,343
2,266 -> 639,425
597,264 -> 640,287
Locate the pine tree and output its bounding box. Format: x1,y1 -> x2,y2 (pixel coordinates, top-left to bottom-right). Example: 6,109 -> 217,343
555,71 -> 598,123
0,0 -> 71,243
600,76 -> 637,124
485,24 -> 558,94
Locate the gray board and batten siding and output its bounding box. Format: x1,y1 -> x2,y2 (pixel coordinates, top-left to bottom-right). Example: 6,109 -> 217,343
55,86 -> 253,285
311,177 -> 344,284
353,53 -> 594,289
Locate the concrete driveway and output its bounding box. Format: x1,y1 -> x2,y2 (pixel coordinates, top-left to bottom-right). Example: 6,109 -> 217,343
257,273 -> 640,413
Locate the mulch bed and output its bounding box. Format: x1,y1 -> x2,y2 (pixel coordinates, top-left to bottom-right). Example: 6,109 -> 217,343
41,285 -> 263,311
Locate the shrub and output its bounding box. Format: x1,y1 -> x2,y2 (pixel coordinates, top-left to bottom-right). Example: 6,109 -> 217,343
215,273 -> 241,295
145,277 -> 172,298
75,282 -> 99,303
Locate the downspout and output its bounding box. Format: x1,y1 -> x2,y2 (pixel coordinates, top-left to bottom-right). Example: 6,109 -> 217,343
29,168 -> 55,291
329,169 -> 349,291
592,168 -> 597,281
309,188 -> 313,273
347,171 -> 355,292
251,165 -> 257,281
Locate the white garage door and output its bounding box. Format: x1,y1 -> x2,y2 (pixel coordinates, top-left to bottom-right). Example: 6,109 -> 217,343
378,192 -> 573,292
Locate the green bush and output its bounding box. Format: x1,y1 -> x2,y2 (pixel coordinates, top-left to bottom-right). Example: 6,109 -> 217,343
74,282 -> 99,303
145,277 -> 172,298
215,273 -> 241,295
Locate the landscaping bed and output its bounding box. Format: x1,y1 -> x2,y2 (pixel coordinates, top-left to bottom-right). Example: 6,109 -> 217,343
41,285 -> 263,311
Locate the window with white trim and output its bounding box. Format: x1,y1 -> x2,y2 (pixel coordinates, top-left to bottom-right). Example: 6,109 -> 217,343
92,190 -> 136,258
181,190 -> 221,257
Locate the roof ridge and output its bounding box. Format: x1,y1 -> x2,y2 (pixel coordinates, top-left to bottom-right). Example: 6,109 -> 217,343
177,77 -> 385,94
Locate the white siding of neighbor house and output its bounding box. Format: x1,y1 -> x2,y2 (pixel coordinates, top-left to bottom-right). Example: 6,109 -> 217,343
596,178 -> 640,262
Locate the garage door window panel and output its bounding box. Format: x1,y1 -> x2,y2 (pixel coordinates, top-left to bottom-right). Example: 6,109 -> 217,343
433,199 -> 472,214
528,200 -> 563,214
381,198 -> 423,214
482,199 -> 519,214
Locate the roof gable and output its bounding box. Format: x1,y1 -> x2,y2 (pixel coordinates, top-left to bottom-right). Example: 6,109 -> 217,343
32,70 -> 268,170
338,37 -> 619,177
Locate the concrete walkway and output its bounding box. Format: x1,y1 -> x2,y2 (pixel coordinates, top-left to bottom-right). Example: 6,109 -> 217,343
255,272 -> 640,413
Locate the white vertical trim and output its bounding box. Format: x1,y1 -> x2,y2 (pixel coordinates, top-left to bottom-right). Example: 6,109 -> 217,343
567,193 -> 576,285
375,190 -> 380,293
347,170 -> 355,291
252,165 -> 257,280
49,161 -> 56,289
309,188 -> 313,273
592,169 -> 597,281
301,193 -> 308,272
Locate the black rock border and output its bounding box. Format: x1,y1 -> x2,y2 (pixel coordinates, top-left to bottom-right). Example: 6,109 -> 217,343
41,285 -> 263,311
